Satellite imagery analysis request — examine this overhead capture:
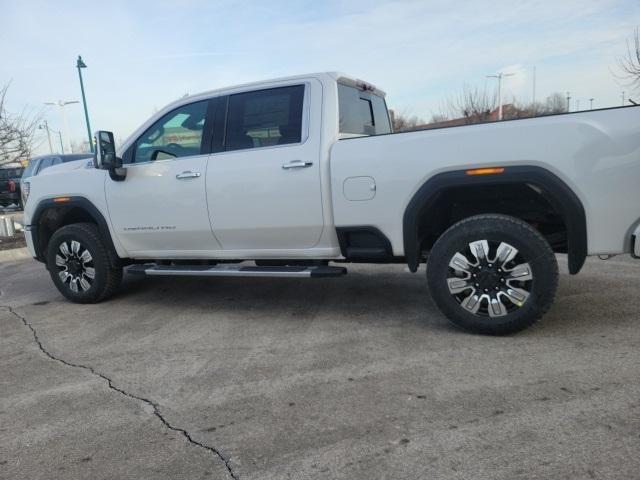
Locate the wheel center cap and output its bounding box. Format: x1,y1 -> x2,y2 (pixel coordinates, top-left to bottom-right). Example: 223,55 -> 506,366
68,259 -> 82,276
477,267 -> 500,289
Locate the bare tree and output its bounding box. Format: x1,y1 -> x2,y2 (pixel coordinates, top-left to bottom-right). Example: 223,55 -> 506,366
70,139 -> 92,154
541,93 -> 568,114
508,93 -> 567,119
443,85 -> 497,124
617,27 -> 640,91
0,83 -> 41,166
429,114 -> 449,124
389,109 -> 425,132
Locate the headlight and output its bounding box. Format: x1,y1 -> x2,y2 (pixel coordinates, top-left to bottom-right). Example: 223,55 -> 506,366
21,181 -> 30,205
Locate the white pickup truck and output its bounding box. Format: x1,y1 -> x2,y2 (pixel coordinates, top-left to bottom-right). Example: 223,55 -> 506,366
22,72 -> 640,334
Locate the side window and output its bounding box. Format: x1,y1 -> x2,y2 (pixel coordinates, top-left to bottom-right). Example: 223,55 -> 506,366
225,85 -> 304,152
133,100 -> 208,163
338,83 -> 391,136
37,157 -> 54,173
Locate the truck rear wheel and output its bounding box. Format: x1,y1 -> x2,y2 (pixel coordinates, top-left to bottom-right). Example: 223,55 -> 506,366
426,214 -> 558,335
46,223 -> 122,303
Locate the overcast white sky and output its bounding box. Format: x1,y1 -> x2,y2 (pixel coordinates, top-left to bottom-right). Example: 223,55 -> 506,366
2,0 -> 640,154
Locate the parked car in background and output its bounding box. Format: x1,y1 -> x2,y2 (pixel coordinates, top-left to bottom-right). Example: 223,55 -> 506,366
21,154 -> 92,182
20,154 -> 92,207
0,163 -> 25,209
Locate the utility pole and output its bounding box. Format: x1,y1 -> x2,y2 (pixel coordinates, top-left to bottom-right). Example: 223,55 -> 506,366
39,121 -> 54,154
57,131 -> 65,153
566,92 -> 571,112
76,56 -> 94,153
532,65 -> 536,105
44,100 -> 79,153
589,98 -> 594,109
486,72 -> 515,120
622,91 -> 626,106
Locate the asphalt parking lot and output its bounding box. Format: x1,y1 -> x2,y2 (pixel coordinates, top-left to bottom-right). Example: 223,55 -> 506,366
1,255 -> 639,480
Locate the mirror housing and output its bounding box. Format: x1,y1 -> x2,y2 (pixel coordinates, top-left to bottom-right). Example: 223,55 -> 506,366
94,131 -> 120,169
93,130 -> 126,181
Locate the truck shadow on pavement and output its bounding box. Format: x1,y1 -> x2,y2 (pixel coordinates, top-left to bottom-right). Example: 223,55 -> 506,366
103,261 -> 638,337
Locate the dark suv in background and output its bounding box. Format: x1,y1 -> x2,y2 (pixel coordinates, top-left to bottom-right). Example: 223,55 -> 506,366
0,163 -> 24,209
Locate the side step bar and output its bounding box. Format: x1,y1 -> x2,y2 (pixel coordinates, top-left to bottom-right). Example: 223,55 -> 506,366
127,263 -> 347,278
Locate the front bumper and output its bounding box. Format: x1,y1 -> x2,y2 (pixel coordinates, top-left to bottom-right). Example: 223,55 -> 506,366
0,192 -> 20,205
23,226 -> 37,259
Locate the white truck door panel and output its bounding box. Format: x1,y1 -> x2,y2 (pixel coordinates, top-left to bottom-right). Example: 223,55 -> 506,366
206,81 -> 324,250
106,156 -> 219,254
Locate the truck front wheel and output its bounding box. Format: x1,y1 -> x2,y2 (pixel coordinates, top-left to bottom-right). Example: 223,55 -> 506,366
46,223 -> 122,303
426,214 -> 558,335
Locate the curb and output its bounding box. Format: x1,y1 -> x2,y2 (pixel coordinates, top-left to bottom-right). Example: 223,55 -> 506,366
0,247 -> 31,263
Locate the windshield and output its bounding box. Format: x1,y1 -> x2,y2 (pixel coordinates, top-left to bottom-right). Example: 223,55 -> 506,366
22,160 -> 37,179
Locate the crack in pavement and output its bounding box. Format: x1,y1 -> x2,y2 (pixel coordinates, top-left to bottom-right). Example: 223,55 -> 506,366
0,305 -> 239,480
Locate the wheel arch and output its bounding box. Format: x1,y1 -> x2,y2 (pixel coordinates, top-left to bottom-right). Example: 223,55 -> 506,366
30,196 -> 123,267
403,166 -> 587,274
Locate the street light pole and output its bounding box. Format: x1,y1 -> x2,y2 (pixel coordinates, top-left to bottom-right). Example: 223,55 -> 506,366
76,56 -> 94,153
486,72 -> 515,120
44,100 -> 79,153
40,120 -> 54,154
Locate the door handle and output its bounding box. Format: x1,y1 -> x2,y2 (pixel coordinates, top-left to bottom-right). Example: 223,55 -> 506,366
282,160 -> 313,170
176,171 -> 201,179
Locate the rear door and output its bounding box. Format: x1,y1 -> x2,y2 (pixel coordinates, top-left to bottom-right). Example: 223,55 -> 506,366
205,81 -> 324,250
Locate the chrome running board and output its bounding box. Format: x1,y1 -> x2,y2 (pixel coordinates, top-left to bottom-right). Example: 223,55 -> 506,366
127,263 -> 347,278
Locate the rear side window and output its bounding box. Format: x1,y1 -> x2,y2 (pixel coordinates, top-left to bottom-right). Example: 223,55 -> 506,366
338,84 -> 391,136
225,85 -> 305,151
37,157 -> 54,173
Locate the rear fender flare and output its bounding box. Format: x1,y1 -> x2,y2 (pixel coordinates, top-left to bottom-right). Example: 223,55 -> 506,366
402,166 -> 587,274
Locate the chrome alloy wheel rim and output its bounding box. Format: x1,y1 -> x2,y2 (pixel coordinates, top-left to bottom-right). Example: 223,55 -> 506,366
55,240 -> 95,293
446,240 -> 533,317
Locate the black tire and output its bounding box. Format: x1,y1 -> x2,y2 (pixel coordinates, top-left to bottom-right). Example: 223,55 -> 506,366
426,214 -> 558,335
46,223 -> 122,303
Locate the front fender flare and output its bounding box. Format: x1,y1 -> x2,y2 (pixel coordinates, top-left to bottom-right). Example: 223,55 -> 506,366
29,196 -> 123,266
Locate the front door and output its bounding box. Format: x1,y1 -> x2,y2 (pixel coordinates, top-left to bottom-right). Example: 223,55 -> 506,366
106,99 -> 220,256
206,81 -> 324,250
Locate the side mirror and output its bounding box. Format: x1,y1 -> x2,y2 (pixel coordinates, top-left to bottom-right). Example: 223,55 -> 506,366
94,131 -> 122,170
94,130 -> 126,181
